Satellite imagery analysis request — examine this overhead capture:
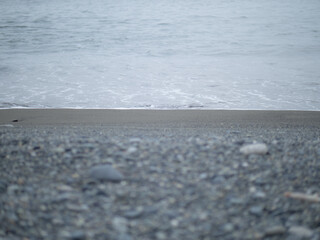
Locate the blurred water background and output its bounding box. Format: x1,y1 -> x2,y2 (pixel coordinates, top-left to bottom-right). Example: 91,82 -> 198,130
1,0 -> 320,110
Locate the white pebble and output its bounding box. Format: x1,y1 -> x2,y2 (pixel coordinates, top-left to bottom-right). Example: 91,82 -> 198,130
126,146 -> 137,154
240,143 -> 268,155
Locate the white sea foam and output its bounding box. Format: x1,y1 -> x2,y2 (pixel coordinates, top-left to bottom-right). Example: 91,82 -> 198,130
0,0 -> 319,110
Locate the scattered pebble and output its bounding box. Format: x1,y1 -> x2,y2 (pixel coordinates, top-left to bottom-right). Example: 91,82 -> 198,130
0,125 -> 319,240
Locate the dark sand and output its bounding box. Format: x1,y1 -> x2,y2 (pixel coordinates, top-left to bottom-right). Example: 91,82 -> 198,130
1,109 -> 320,127
0,109 -> 320,240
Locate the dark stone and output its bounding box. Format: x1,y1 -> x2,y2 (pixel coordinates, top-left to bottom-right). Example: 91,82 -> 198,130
124,209 -> 143,219
67,231 -> 86,240
88,164 -> 124,182
0,180 -> 8,194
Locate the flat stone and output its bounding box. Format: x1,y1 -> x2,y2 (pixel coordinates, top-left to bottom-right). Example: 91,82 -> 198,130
252,191 -> 266,199
264,226 -> 286,236
288,226 -> 313,238
88,164 -> 124,182
0,124 -> 14,127
123,208 -> 143,219
240,143 -> 268,155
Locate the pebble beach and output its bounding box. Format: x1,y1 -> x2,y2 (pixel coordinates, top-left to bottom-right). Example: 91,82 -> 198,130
0,109 -> 320,240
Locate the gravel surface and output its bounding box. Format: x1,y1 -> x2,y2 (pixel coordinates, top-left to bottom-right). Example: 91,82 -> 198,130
0,124 -> 319,240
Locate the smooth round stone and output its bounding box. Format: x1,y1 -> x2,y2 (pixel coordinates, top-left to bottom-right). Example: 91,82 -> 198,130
240,143 -> 268,155
88,164 -> 124,182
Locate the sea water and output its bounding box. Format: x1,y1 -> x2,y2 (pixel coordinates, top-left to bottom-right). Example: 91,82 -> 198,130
1,0 -> 320,110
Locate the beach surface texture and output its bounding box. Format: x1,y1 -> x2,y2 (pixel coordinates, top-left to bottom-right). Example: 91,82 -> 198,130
0,109 -> 320,240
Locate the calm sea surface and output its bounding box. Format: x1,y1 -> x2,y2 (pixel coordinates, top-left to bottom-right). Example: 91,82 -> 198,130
1,0 -> 320,109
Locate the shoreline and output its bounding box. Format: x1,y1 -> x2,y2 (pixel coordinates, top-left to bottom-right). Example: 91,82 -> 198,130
1,109 -> 320,127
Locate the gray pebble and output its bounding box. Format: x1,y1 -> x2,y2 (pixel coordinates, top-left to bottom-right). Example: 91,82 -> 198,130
0,180 -> 8,194
252,191 -> 266,199
118,233 -> 133,240
264,226 -> 286,236
1,121 -> 320,240
288,226 -> 313,238
124,208 -> 143,219
222,223 -> 234,232
229,198 -> 245,205
7,184 -> 20,195
249,205 -> 264,216
112,217 -> 128,233
88,164 -> 124,182
156,231 -> 167,240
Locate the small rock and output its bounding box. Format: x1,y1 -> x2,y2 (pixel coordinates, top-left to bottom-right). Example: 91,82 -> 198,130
212,175 -> 226,184
57,185 -> 74,192
252,191 -> 266,199
288,226 -> 313,238
7,184 -> 19,195
113,217 -> 128,233
240,143 -> 268,155
156,231 -> 167,240
54,146 -> 65,153
223,223 -> 234,232
67,230 -> 86,240
170,219 -> 179,227
129,138 -> 141,142
124,207 -> 143,219
126,146 -> 137,154
264,226 -> 286,236
54,192 -> 78,202
0,180 -> 8,194
118,233 -> 133,240
89,164 -> 124,182
199,173 -> 208,180
66,204 -> 89,212
229,197 -> 245,205
249,205 -> 264,216
0,124 -> 14,127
